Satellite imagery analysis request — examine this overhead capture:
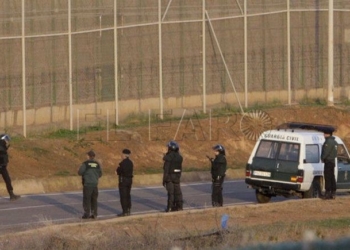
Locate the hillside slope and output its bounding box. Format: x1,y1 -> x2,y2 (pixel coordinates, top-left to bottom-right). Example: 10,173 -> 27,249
5,106 -> 350,181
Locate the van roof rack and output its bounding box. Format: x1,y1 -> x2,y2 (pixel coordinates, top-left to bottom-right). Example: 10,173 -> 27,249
276,122 -> 336,133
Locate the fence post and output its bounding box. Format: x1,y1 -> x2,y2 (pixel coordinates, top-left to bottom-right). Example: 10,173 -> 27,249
202,0 -> 206,114
287,0 -> 291,105
114,0 -> 119,125
21,0 -> 26,137
68,0 -> 73,130
158,0 -> 164,119
244,0 -> 248,108
328,0 -> 334,106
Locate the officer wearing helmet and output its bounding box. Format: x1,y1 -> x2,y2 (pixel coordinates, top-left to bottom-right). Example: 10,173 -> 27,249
0,134 -> 20,201
208,144 -> 227,207
163,140 -> 183,212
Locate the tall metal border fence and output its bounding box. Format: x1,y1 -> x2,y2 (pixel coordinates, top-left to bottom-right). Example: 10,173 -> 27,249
1,0 -> 350,136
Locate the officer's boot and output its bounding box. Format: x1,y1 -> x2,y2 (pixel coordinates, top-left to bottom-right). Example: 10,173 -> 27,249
171,202 -> 178,212
126,208 -> 131,216
323,191 -> 332,200
117,210 -> 127,217
177,201 -> 183,211
331,191 -> 336,199
165,203 -> 173,212
9,190 -> 20,201
212,202 -> 220,207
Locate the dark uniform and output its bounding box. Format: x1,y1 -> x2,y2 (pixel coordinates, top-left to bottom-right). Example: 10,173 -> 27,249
0,134 -> 20,201
116,149 -> 134,216
163,141 -> 183,212
321,133 -> 338,199
210,144 -> 227,207
78,150 -> 102,219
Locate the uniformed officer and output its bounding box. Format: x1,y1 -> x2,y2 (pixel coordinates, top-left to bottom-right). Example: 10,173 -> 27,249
0,134 -> 20,201
163,140 -> 183,212
78,150 -> 102,219
209,144 -> 227,207
321,130 -> 338,199
116,148 -> 134,216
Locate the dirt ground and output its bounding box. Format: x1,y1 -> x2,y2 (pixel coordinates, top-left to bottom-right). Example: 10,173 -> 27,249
7,105 -> 350,180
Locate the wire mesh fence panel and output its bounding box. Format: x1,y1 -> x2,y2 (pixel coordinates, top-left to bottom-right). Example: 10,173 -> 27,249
206,0 -> 243,18
334,0 -> 350,9
72,32 -> 98,104
0,1 -> 350,133
161,0 -> 202,22
0,0 -> 22,37
290,0 -> 329,10
118,24 -> 159,100
72,0 -> 114,32
0,39 -> 22,111
162,22 -> 203,98
245,0 -> 287,14
25,36 -> 69,108
118,0 -> 158,27
25,0 -> 68,36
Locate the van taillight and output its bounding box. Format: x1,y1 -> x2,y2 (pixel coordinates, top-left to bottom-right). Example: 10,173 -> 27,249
245,164 -> 251,177
296,176 -> 304,183
246,170 -> 251,177
296,170 -> 304,183
291,170 -> 304,182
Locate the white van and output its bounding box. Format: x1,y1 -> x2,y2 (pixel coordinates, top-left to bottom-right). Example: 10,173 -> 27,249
245,122 -> 350,203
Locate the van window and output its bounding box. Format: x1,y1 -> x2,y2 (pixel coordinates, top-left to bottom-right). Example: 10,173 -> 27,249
255,140 -> 279,159
278,143 -> 300,161
337,144 -> 350,162
305,144 -> 319,163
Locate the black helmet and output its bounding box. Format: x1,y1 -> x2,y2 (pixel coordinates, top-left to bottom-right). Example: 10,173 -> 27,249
213,144 -> 225,154
0,134 -> 10,142
167,140 -> 179,151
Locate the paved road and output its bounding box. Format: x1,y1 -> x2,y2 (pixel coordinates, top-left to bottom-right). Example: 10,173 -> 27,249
0,179 -> 286,233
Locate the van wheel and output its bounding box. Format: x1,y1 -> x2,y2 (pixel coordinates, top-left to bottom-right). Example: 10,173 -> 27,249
255,190 -> 271,203
303,179 -> 321,199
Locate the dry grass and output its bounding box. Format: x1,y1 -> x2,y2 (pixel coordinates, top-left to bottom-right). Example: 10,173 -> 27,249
1,220 -> 349,250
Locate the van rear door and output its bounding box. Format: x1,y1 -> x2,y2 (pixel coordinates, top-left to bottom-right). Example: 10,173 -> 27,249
336,143 -> 350,189
250,140 -> 300,182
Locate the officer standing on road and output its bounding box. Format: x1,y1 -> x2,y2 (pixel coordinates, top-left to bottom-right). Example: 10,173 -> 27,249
321,130 -> 338,199
78,150 -> 102,219
163,140 -> 183,212
116,149 -> 134,217
208,144 -> 227,207
0,134 -> 20,201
